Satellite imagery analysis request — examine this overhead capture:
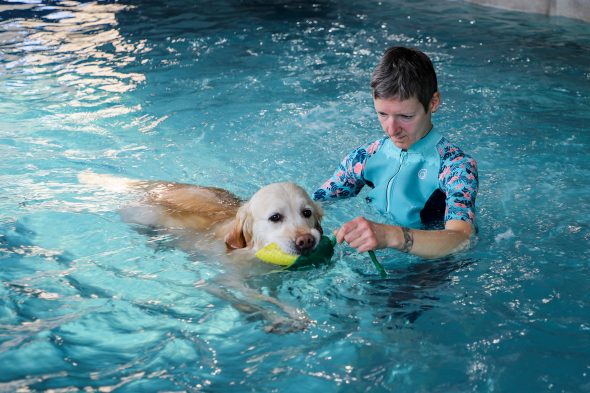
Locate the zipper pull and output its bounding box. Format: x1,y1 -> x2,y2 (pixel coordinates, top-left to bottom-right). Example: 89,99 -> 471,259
400,150 -> 408,164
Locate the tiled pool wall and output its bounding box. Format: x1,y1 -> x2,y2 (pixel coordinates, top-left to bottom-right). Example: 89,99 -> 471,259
466,0 -> 590,22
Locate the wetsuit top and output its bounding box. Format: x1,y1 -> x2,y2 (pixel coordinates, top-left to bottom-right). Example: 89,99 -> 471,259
312,128 -> 478,228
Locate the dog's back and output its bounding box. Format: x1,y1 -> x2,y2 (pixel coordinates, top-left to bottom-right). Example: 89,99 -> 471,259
78,171 -> 242,232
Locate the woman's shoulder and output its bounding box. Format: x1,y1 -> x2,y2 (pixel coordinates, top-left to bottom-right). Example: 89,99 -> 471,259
343,136 -> 389,163
436,137 -> 477,167
359,136 -> 389,156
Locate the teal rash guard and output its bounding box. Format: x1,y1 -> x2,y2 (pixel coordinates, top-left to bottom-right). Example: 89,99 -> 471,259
313,128 -> 478,228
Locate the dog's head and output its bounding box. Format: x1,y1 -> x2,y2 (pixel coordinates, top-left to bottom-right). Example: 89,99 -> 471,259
225,182 -> 323,254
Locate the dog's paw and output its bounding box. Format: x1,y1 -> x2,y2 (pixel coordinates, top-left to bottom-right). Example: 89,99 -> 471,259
264,315 -> 313,334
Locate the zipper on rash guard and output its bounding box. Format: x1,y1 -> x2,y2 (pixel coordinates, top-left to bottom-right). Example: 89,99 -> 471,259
385,150 -> 408,213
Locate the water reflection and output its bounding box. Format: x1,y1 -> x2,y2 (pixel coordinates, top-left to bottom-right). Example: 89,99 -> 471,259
0,1 -> 146,124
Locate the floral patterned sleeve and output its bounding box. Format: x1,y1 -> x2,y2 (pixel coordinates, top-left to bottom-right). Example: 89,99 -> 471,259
313,138 -> 384,201
437,139 -> 479,225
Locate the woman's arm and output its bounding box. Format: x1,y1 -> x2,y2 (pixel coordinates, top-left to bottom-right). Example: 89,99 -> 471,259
313,139 -> 384,201
333,217 -> 473,259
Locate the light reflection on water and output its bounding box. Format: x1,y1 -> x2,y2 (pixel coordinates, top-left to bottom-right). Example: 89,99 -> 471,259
1,0 -> 590,392
0,0 -> 147,137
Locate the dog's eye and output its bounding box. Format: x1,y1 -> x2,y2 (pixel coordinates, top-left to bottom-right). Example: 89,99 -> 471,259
302,209 -> 312,218
269,213 -> 282,223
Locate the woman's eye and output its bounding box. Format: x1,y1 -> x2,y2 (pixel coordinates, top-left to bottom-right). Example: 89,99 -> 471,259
269,213 -> 282,223
302,209 -> 312,218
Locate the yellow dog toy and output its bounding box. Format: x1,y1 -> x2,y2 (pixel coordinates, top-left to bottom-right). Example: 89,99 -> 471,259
255,235 -> 335,270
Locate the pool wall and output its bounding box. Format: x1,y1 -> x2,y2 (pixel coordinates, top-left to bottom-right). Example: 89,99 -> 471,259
466,0 -> 590,22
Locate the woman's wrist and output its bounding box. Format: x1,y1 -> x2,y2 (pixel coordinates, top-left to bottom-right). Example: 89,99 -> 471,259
396,226 -> 414,253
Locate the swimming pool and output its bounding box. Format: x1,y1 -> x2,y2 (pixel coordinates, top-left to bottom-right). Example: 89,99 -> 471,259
1,0 -> 589,391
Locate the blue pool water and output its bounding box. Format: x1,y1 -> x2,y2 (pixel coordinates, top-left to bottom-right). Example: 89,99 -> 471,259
1,0 -> 589,391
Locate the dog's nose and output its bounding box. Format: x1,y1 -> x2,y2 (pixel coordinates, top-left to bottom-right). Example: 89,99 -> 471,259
295,234 -> 316,253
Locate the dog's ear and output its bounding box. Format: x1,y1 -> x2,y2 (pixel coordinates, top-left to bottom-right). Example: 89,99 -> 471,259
313,202 -> 324,235
224,203 -> 253,249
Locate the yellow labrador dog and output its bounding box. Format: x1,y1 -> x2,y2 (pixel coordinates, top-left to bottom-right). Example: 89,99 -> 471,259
78,171 -> 324,332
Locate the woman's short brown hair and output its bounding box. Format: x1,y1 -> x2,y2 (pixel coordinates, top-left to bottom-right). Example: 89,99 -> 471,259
371,47 -> 438,113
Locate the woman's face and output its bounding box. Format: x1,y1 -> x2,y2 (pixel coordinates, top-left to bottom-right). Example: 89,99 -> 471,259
374,93 -> 440,150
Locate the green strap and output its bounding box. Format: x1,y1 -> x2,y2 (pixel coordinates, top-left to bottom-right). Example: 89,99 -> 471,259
330,235 -> 386,277
368,250 -> 387,278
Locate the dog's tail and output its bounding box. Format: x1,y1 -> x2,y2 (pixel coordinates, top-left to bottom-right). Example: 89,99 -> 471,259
78,170 -> 143,193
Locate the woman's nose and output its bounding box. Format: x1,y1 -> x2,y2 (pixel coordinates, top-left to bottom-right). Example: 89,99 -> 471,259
383,117 -> 398,134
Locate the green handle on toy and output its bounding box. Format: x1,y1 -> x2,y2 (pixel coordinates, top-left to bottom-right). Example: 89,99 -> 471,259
330,235 -> 387,277
368,250 -> 387,278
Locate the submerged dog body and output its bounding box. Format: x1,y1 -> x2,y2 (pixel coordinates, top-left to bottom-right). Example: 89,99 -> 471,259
78,172 -> 324,259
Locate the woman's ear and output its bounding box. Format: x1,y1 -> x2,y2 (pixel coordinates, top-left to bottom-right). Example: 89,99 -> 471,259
224,203 -> 253,249
430,92 -> 441,114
